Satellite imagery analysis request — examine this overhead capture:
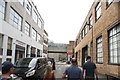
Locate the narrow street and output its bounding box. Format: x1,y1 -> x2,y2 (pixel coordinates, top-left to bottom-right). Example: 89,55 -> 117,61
55,62 -> 70,79
54,62 -> 107,80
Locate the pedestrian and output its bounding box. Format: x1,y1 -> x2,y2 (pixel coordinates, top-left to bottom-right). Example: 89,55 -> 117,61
82,56 -> 98,80
44,65 -> 56,80
62,58 -> 82,80
52,58 -> 55,70
0,61 -> 15,80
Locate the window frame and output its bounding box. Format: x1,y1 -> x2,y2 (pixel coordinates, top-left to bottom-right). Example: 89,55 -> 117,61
95,1 -> 101,21
38,18 -> 41,28
37,33 -> 41,43
0,0 -> 6,20
25,0 -> 32,15
0,34 -> 3,55
96,36 -> 103,63
108,23 -> 120,65
32,28 -> 37,41
89,15 -> 93,29
9,7 -> 23,31
84,24 -> 87,35
32,10 -> 38,23
25,21 -> 30,36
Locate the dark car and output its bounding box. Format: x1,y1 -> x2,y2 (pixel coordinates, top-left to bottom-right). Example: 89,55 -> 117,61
14,57 -> 47,80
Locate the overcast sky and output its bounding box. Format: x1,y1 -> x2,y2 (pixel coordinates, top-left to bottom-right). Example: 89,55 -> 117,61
33,0 -> 94,44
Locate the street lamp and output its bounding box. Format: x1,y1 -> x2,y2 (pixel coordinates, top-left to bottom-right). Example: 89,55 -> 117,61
86,23 -> 94,62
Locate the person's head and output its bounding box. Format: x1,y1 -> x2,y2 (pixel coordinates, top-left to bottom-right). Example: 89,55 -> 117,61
45,65 -> 52,75
86,56 -> 91,61
2,61 -> 15,74
71,58 -> 77,65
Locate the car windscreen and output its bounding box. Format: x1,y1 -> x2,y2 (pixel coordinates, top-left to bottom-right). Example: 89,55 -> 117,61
16,58 -> 37,68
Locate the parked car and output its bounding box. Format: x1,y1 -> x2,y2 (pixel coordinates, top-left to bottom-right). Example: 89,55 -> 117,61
14,57 -> 47,80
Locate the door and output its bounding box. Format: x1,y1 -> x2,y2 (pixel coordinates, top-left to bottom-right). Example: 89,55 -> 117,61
82,45 -> 88,66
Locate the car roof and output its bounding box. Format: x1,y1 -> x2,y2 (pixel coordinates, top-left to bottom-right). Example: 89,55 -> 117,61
18,57 -> 46,60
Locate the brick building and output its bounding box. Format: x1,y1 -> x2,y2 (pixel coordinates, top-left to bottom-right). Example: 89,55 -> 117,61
75,0 -> 120,78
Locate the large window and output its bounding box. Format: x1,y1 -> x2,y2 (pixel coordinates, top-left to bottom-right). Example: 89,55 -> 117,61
25,0 -> 32,15
25,21 -> 30,36
89,15 -> 93,29
32,10 -> 37,23
32,28 -> 37,40
0,0 -> 5,20
109,24 -> 120,64
9,8 -> 22,31
95,1 -> 101,20
96,36 -> 103,63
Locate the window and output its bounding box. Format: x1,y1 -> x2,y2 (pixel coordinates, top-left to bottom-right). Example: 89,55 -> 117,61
95,1 -> 101,20
0,34 -> 3,48
7,37 -> 12,50
0,0 -> 5,20
96,36 -> 103,63
9,8 -> 22,31
89,15 -> 93,29
7,37 -> 12,56
32,28 -> 37,40
25,0 -> 32,15
109,24 -> 120,64
84,24 -> 87,35
81,25 -> 87,39
38,19 -> 41,28
32,10 -> 37,23
37,33 -> 41,43
18,0 -> 24,6
25,21 -> 30,36
81,29 -> 84,39
0,34 -> 3,55
107,0 -> 113,6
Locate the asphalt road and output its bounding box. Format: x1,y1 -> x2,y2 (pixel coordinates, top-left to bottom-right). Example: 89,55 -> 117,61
55,62 -> 70,79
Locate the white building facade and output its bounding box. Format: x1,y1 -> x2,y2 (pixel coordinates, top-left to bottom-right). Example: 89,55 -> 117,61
43,30 -> 48,57
0,0 -> 45,64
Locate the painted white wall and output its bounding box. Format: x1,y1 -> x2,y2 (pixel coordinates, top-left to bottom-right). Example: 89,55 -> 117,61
1,21 -> 43,50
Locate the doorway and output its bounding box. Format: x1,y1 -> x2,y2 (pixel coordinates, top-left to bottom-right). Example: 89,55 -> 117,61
82,45 -> 88,66
15,45 -> 25,62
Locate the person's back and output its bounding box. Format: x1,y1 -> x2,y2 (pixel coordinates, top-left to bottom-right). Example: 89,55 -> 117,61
65,65 -> 82,80
62,58 -> 82,80
83,61 -> 96,77
82,56 -> 98,80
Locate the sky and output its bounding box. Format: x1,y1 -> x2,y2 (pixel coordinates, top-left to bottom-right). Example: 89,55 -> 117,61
33,0 -> 94,44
